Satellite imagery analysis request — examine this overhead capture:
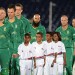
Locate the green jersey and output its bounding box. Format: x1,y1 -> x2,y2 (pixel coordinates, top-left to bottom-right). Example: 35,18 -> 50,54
73,27 -> 75,42
6,17 -> 24,53
56,25 -> 73,47
27,24 -> 46,43
0,24 -> 13,49
17,15 -> 30,34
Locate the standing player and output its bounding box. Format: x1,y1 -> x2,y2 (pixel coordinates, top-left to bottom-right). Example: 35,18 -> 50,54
32,32 -> 46,75
27,14 -> 46,43
6,4 -> 24,75
17,33 -> 33,75
56,15 -> 73,75
0,7 -> 13,75
44,32 -> 57,75
15,3 -> 30,34
72,18 -> 75,75
53,32 -> 66,75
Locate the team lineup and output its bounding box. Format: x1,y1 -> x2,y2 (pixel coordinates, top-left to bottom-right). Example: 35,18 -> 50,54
0,3 -> 75,75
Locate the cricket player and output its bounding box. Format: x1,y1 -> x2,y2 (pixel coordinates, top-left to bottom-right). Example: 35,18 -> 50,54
15,33 -> 33,75
15,3 -> 31,34
27,14 -> 46,43
53,32 -> 66,75
6,4 -> 24,75
44,32 -> 57,75
56,15 -> 73,75
0,7 -> 13,75
32,32 -> 46,75
72,18 -> 75,75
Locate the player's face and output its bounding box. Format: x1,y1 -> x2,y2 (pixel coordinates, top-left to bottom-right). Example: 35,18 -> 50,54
61,16 -> 68,26
7,8 -> 15,19
46,34 -> 52,41
53,34 -> 59,41
36,34 -> 42,42
33,15 -> 40,23
24,36 -> 31,43
15,6 -> 22,16
72,19 -> 75,27
0,10 -> 6,20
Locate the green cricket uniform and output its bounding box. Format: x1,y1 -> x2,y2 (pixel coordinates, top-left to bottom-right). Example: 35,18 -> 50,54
27,24 -> 46,43
56,25 -> 74,75
72,27 -> 75,67
73,27 -> 75,48
6,17 -> 24,75
17,15 -> 31,34
0,23 -> 13,75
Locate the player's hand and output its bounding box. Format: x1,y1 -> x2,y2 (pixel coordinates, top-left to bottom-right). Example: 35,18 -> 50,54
12,54 -> 19,58
63,61 -> 66,67
43,62 -> 45,67
34,62 -> 36,68
51,62 -> 54,67
53,58 -> 56,63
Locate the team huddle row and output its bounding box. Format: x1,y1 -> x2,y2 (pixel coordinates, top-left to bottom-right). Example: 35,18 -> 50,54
15,32 -> 66,75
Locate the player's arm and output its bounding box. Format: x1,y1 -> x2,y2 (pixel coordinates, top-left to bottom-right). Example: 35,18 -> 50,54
51,52 -> 57,67
33,57 -> 36,68
20,21 -> 24,42
62,43 -> 66,67
43,55 -> 46,67
42,27 -> 46,41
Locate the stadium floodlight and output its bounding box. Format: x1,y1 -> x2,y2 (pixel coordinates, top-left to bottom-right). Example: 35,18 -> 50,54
49,1 -> 56,31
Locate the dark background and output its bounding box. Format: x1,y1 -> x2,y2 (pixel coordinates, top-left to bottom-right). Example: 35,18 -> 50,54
0,0 -> 75,31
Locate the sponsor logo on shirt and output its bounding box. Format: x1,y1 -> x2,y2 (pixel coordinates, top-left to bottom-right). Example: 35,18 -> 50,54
58,46 -> 61,47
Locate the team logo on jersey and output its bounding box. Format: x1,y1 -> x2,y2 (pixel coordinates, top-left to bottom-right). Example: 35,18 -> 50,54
37,30 -> 40,32
67,31 -> 69,34
4,27 -> 6,31
15,24 -> 17,28
42,48 -> 44,50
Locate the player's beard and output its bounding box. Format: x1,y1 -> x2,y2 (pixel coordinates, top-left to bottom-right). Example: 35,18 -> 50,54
33,20 -> 40,27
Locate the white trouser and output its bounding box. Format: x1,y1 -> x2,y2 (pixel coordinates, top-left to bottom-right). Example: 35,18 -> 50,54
56,57 -> 63,75
44,57 -> 57,75
19,60 -> 32,75
34,59 -> 44,75
72,62 -> 75,75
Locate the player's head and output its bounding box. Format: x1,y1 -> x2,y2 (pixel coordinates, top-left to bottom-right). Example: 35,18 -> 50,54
72,18 -> 75,28
0,7 -> 6,21
15,3 -> 23,16
24,33 -> 31,43
7,4 -> 15,19
53,32 -> 61,42
36,32 -> 43,42
33,13 -> 41,27
61,15 -> 68,26
46,32 -> 53,42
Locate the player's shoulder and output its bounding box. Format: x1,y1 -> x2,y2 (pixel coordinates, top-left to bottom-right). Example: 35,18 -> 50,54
58,41 -> 64,45
39,24 -> 45,29
32,41 -> 37,45
18,42 -> 24,48
56,26 -> 61,31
